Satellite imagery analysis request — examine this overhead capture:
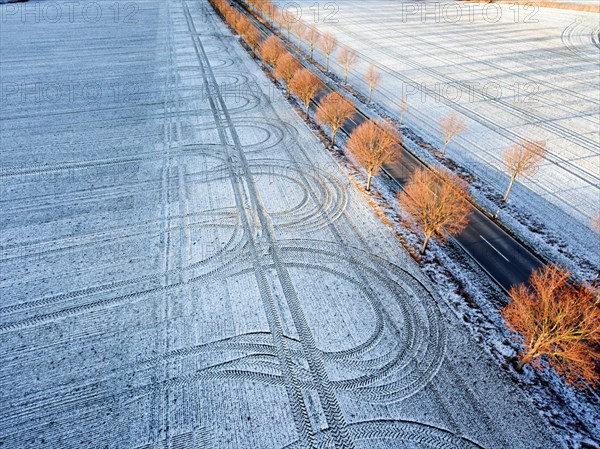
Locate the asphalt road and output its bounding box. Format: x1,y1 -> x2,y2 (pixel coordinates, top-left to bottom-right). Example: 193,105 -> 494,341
233,0 -> 549,294
344,108 -> 546,293
382,158 -> 545,290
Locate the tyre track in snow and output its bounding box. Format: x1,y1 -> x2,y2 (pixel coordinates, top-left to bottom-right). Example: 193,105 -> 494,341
182,2 -> 319,446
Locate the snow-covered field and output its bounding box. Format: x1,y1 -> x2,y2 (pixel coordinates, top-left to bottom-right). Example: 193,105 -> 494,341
0,0 -> 568,447
288,0 -> 600,267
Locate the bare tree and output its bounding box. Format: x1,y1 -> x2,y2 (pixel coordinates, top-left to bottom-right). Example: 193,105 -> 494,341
399,98 -> 409,124
502,139 -> 547,202
502,265 -> 600,388
439,112 -> 466,157
293,21 -> 306,45
346,120 -> 400,191
246,0 -> 258,13
260,0 -> 274,24
397,167 -> 471,254
364,64 -> 381,102
259,35 -> 285,69
315,92 -> 356,146
281,9 -> 297,40
318,32 -> 338,72
337,46 -> 358,84
272,7 -> 284,29
305,26 -> 320,61
243,23 -> 262,52
274,52 -> 301,97
290,68 -> 323,119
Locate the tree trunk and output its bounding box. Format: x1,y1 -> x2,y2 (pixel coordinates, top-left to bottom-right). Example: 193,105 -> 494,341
331,128 -> 337,146
517,351 -> 534,371
503,175 -> 516,202
420,233 -> 431,254
326,56 -> 330,72
305,102 -> 309,119
368,87 -> 372,102
366,173 -> 372,191
441,139 -> 448,156
344,70 -> 348,84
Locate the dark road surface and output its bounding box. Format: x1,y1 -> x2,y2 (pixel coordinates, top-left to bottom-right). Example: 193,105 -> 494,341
380,143 -> 545,292
343,111 -> 545,293
235,0 -> 547,294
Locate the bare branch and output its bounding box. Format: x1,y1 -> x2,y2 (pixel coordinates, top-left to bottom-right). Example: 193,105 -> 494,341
274,52 -> 301,96
259,35 -> 285,70
439,112 -> 466,157
364,64 -> 381,103
305,26 -> 320,61
315,92 -> 356,146
502,265 -> 600,389
290,68 -> 323,119
337,46 -> 358,84
397,167 -> 471,254
502,140 -> 547,202
346,119 -> 401,191
242,23 -> 261,51
318,32 -> 338,72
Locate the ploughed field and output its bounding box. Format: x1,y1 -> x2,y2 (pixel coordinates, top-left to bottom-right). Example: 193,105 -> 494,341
291,0 -> 600,260
0,1 -> 561,448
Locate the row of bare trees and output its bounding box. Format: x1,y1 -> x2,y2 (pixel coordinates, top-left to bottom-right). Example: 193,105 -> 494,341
257,36 -> 323,119
343,117 -> 473,254
222,4 -> 473,257
237,0 -> 549,205
345,116 -> 598,389
438,112 -> 548,202
245,0 -> 382,100
214,0 -> 599,389
340,109 -> 599,390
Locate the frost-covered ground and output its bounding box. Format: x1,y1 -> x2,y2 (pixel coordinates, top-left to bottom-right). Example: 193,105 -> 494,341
0,0 -> 568,448
288,0 -> 600,275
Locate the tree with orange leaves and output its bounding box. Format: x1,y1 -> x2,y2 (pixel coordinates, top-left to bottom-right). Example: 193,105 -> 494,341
364,64 -> 381,102
397,167 -> 471,254
318,32 -> 338,72
346,120 -> 400,191
337,46 -> 358,84
235,15 -> 250,36
315,92 -> 355,146
289,68 -> 322,119
274,52 -> 301,97
502,139 -> 547,202
502,265 -> 600,389
242,23 -> 261,52
259,35 -> 285,70
439,112 -> 466,157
